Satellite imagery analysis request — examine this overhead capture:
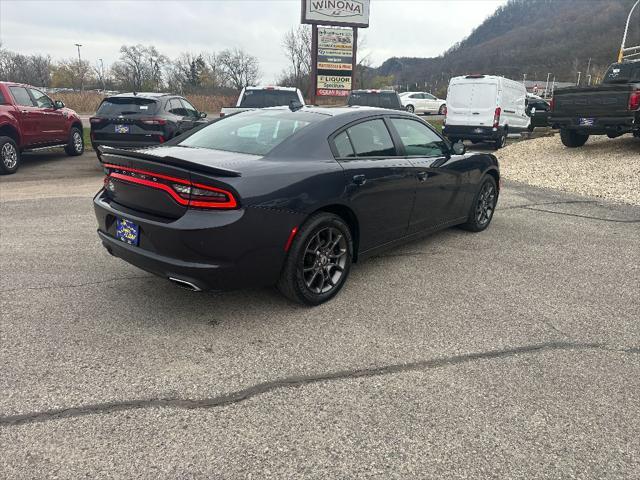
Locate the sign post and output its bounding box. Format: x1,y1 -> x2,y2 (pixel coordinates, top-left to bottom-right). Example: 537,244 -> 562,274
301,0 -> 370,104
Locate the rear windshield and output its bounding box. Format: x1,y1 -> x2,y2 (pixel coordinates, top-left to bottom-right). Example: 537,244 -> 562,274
96,97 -> 159,115
448,83 -> 497,109
239,90 -> 300,108
347,92 -> 401,109
603,63 -> 640,84
178,110 -> 321,156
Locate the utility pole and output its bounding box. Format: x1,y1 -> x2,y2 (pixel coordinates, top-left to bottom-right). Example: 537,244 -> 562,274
587,74 -> 592,85
544,72 -> 551,98
576,71 -> 581,86
98,58 -> 105,92
74,43 -> 83,91
522,73 -> 527,85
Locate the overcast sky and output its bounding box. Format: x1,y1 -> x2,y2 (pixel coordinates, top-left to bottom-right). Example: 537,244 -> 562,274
0,0 -> 506,82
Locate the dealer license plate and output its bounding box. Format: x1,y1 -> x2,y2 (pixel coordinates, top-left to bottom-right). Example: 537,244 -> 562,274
115,124 -> 130,134
578,118 -> 595,127
116,218 -> 139,246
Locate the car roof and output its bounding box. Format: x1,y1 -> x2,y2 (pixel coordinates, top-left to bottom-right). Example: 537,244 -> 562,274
108,92 -> 173,100
258,105 -> 410,119
351,89 -> 397,94
245,86 -> 299,92
0,81 -> 34,88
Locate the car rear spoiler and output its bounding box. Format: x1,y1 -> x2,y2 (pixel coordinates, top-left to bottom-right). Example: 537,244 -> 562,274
98,146 -> 242,178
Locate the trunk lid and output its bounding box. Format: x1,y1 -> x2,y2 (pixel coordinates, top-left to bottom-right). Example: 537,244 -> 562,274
100,146 -> 254,219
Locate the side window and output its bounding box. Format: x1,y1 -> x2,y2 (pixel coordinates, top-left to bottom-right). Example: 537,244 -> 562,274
390,118 -> 447,157
409,93 -> 421,99
425,94 -> 436,100
167,99 -> 185,116
0,89 -> 6,104
29,88 -> 53,108
180,99 -> 199,118
346,119 -> 396,157
9,86 -> 35,107
333,131 -> 354,158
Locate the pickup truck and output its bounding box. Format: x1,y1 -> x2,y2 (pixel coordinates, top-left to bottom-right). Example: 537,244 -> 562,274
0,81 -> 84,174
549,60 -> 640,147
219,86 -> 305,117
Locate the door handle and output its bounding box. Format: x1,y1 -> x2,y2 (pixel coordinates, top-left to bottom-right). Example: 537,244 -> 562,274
417,171 -> 429,182
21,110 -> 29,114
352,174 -> 366,186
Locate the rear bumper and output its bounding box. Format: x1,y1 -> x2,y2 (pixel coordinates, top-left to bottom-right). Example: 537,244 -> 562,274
549,115 -> 638,134
442,125 -> 505,141
92,139 -> 162,150
93,191 -> 305,291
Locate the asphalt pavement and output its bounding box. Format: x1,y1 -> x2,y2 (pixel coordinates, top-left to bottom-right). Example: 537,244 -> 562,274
1,151 -> 639,479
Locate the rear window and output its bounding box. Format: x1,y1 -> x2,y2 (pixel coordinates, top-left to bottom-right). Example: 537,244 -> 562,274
239,90 -> 300,108
96,97 -> 159,115
178,110 -> 321,156
347,92 -> 402,109
603,63 -> 640,84
448,83 -> 497,109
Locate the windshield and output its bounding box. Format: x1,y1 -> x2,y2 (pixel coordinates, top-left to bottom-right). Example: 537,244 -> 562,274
348,92 -> 401,109
97,97 -> 159,116
178,110 -> 321,155
603,63 -> 640,84
239,90 -> 300,108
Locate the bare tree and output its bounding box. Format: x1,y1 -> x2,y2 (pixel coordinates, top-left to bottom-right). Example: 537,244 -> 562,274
280,26 -> 311,90
218,48 -> 260,90
111,45 -> 167,91
203,52 -> 228,90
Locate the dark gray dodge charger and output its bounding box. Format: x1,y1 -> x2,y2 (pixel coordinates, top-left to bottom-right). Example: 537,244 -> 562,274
94,106 -> 500,305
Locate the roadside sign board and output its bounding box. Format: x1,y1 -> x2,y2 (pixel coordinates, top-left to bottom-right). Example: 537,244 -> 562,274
301,0 -> 370,28
316,27 -> 353,96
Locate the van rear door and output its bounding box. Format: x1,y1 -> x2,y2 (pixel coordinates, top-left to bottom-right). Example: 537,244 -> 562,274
447,81 -> 498,127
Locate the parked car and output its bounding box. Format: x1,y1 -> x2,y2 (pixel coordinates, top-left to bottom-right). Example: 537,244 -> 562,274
442,75 -> 530,149
220,86 -> 305,117
94,106 -> 500,305
549,60 -> 640,147
347,90 -> 405,110
90,92 -> 209,153
0,81 -> 84,174
526,93 -> 551,130
400,91 -> 447,115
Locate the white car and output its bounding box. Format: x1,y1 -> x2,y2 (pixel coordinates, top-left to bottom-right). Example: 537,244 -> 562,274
399,91 -> 447,115
442,75 -> 530,150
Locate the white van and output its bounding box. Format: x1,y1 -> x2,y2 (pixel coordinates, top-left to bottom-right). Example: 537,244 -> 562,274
442,75 -> 530,149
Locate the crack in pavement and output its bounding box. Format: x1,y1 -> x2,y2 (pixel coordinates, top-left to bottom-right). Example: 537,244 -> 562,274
501,200 -> 640,223
3,340 -> 633,428
501,200 -> 599,210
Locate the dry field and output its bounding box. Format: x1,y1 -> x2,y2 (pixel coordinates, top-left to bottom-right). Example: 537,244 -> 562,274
497,134 -> 640,205
54,91 -> 236,114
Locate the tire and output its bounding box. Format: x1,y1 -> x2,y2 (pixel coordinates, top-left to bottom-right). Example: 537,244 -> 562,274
405,105 -> 415,114
438,104 -> 446,115
0,136 -> 20,175
460,176 -> 498,232
277,212 -> 353,306
560,129 -> 589,148
65,126 -> 84,156
493,130 -> 507,150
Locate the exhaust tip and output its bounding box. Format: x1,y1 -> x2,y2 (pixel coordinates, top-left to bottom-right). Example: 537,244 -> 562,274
168,277 -> 202,292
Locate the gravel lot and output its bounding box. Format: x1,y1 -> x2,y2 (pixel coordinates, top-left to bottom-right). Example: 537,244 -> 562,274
1,152 -> 639,478
497,134 -> 640,205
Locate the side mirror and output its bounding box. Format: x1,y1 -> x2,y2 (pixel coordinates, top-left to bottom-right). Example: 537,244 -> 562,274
199,112 -> 207,118
451,140 -> 466,155
54,100 -> 65,109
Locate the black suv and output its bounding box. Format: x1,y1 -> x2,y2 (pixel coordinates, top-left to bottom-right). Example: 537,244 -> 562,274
347,90 -> 405,110
90,92 -> 209,152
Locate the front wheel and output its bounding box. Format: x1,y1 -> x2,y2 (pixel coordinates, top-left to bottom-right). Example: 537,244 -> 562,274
560,129 -> 589,148
65,127 -> 84,156
405,105 -> 415,114
438,104 -> 446,115
494,131 -> 507,150
460,176 -> 498,232
277,213 -> 353,306
0,136 -> 20,175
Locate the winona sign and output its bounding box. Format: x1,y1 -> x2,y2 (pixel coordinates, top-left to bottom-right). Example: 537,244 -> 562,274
302,0 -> 370,27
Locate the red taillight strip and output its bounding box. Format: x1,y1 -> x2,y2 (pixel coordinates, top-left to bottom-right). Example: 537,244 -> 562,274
284,226 -> 298,252
103,163 -> 189,185
110,172 -> 189,205
104,164 -> 237,209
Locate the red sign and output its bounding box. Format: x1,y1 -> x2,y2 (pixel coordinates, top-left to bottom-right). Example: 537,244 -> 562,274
317,89 -> 350,97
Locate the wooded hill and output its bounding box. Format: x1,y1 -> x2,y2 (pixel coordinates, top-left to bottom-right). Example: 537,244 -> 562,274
375,0 -> 640,90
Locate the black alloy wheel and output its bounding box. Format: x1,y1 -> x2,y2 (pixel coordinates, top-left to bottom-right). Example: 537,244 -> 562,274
278,213 -> 353,305
460,176 -> 498,232
405,105 -> 415,114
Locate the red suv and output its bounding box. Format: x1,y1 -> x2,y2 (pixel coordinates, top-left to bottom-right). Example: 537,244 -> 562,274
0,82 -> 84,174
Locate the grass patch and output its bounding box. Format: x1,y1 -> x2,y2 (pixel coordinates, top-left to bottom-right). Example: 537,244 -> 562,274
83,128 -> 93,151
